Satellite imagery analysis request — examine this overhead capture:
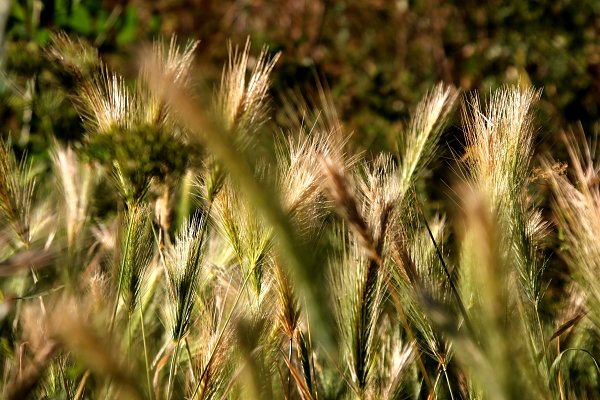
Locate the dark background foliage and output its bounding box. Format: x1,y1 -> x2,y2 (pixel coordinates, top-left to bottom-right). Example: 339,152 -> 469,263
2,0 -> 599,153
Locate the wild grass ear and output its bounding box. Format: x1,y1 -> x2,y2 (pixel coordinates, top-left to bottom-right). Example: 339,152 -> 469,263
461,86 -> 548,306
215,38 -> 281,142
46,32 -> 102,80
77,69 -> 134,134
545,129 -> 600,329
398,83 -> 458,189
212,179 -> 273,298
329,223 -> 385,395
161,213 -> 207,397
0,139 -> 36,247
320,156 -> 378,261
395,215 -> 453,357
143,36 -> 198,87
273,259 -> 300,340
139,36 -> 199,132
372,314 -> 415,400
461,86 -> 540,200
276,127 -> 348,235
116,204 -> 154,315
320,85 -> 456,396
164,213 -> 206,341
51,143 -> 95,251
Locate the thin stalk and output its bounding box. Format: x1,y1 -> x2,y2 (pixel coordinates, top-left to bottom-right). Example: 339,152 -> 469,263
74,370 -> 90,400
167,219 -> 206,399
287,336 -> 292,399
534,304 -> 548,370
140,306 -> 153,400
14,285 -> 64,300
128,315 -> 132,362
166,340 -> 181,400
429,366 -> 442,400
442,364 -> 456,400
353,236 -> 434,394
185,339 -> 196,383
557,340 -> 565,400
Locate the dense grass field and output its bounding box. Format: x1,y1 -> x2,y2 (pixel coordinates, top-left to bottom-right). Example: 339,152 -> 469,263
1,34 -> 600,399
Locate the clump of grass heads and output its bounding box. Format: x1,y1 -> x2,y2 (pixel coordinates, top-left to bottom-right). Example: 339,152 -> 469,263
4,32 -> 600,400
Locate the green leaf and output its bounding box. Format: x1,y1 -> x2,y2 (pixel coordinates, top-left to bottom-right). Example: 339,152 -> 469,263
116,6 -> 138,45
33,28 -> 49,46
549,348 -> 600,395
10,2 -> 25,21
68,5 -> 93,35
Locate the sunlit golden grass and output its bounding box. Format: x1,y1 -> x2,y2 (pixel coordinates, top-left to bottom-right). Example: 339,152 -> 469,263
1,34 -> 600,400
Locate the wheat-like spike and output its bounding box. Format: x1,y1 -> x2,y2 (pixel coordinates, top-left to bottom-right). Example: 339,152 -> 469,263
140,36 -> 199,130
457,87 -> 552,398
165,214 -> 206,341
212,180 -> 273,298
242,45 -> 281,128
118,204 -> 154,314
276,127 -> 347,233
51,144 -> 94,251
382,342 -> 414,400
0,140 -> 35,246
146,36 -> 198,86
358,154 -> 402,248
393,215 -> 453,367
273,259 -> 300,339
330,227 -> 384,393
545,130 -> 600,328
76,36 -> 197,137
195,157 -> 226,207
110,161 -> 151,207
187,293 -> 235,400
375,315 -> 415,400
461,86 -> 540,204
455,188 -> 549,399
461,86 -> 547,305
399,83 -> 458,190
215,39 -> 281,141
46,32 -> 101,79
323,149 -> 425,395
320,156 -> 378,261
218,39 -> 250,130
77,68 -> 135,134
